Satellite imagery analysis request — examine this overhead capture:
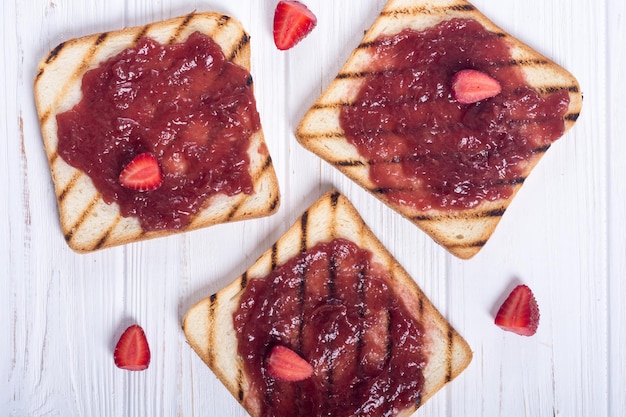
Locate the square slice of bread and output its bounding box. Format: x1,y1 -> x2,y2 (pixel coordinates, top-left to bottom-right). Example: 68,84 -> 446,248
295,0 -> 583,259
34,12 -> 280,253
183,190 -> 472,417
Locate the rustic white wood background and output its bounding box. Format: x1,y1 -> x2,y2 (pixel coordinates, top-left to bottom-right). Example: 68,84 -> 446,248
1,0 -> 622,416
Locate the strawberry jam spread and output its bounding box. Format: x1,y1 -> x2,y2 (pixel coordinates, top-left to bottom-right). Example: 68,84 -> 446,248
340,18 -> 570,211
56,32 -> 259,230
234,238 -> 426,417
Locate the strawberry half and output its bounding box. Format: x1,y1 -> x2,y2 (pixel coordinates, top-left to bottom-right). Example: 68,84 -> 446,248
451,69 -> 502,104
273,0 -> 317,51
265,345 -> 314,381
118,152 -> 163,191
494,284 -> 540,336
114,324 -> 151,371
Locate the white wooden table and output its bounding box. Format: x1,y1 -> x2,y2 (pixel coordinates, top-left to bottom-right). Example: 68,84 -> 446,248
2,0 -> 622,416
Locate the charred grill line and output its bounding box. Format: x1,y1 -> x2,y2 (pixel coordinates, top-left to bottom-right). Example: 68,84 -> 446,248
63,192 -> 102,244
330,190 -> 341,208
94,32 -> 108,46
132,25 -> 151,43
380,4 -> 475,19
226,200 -> 244,221
335,159 -> 365,167
237,368 -> 245,402
93,217 -> 121,250
270,242 -> 278,271
217,14 -> 231,27
168,13 -> 195,44
44,41 -> 66,64
268,194 -> 280,213
445,327 -> 454,382
57,171 -> 80,204
208,293 -> 218,367
240,271 -> 248,290
298,130 -> 346,140
229,33 -> 251,62
300,210 -> 309,252
411,207 -> 506,222
566,112 -> 580,122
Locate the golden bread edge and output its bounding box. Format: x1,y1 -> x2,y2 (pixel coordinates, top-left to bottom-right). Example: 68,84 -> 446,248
295,0 -> 582,259
183,190 -> 472,416
34,12 -> 280,253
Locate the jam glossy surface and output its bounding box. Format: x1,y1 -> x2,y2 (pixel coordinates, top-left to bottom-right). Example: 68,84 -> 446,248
234,238 -> 426,417
339,19 -> 570,211
57,32 -> 259,230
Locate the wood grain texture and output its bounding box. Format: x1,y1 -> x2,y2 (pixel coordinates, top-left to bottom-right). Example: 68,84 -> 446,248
0,0 -> 620,416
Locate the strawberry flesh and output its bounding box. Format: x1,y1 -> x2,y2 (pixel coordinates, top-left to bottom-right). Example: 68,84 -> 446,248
495,284 -> 540,336
265,345 -> 314,381
118,152 -> 163,191
452,69 -> 502,104
273,0 -> 317,51
114,324 -> 151,371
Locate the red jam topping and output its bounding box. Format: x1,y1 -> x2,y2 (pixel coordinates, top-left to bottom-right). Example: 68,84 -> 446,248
56,32 -> 259,230
234,238 -> 426,417
339,18 -> 570,211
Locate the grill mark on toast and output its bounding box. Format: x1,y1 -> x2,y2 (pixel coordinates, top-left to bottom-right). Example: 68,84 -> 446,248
410,207 -> 506,223
57,170 -> 80,203
229,33 -> 251,62
565,112 -> 580,122
300,210 -> 309,252
168,13 -> 196,44
132,24 -> 151,43
217,14 -> 231,27
63,194 -> 102,245
445,327 -> 454,382
236,368 -> 245,403
240,271 -> 248,290
207,293 -> 218,367
336,159 -> 365,167
270,242 -> 278,271
44,41 -> 67,65
93,216 -> 121,250
226,200 -> 244,221
330,190 -> 341,208
538,84 -> 580,95
380,4 -> 475,19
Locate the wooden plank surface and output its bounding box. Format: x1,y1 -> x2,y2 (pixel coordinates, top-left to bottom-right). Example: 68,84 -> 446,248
1,0 -> 620,416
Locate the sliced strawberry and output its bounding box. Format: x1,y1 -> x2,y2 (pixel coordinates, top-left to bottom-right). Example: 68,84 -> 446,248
265,345 -> 314,381
273,0 -> 317,51
495,284 -> 540,336
118,152 -> 163,191
452,69 -> 502,104
114,324 -> 151,371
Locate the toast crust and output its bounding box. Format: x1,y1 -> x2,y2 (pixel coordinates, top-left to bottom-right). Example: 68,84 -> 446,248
34,12 -> 280,252
183,191 -> 472,417
296,0 -> 582,259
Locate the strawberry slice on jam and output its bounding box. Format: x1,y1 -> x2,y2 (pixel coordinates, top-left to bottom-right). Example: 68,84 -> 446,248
452,69 -> 502,104
273,0 -> 317,50
114,324 -> 151,371
118,152 -> 163,191
495,284 -> 540,336
265,345 -> 314,381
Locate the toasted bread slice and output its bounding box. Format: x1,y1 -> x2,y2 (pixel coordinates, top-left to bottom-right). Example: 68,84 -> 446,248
34,12 -> 280,252
296,0 -> 582,259
183,190 -> 472,417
